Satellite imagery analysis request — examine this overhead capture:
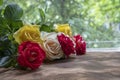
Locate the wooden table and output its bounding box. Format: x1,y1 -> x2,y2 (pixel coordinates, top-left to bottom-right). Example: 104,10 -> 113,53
0,52 -> 120,80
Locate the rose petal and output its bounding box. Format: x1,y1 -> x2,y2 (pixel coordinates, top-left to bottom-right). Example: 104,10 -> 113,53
74,34 -> 86,55
17,41 -> 46,70
57,33 -> 75,57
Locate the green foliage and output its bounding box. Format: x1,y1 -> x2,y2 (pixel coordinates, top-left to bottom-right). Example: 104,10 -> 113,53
40,23 -> 54,32
0,35 -> 18,67
1,0 -> 120,48
39,8 -> 45,24
0,3 -> 23,36
0,0 -> 119,68
0,3 -> 23,67
38,8 -> 54,32
4,3 -> 23,21
0,0 -> 3,5
0,16 -> 8,36
3,3 -> 23,32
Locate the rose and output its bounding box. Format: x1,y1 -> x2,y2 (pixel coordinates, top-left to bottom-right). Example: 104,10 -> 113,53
57,33 -> 75,57
17,41 -> 46,70
55,24 -> 72,36
41,32 -> 64,60
13,25 -> 42,44
74,34 -> 86,55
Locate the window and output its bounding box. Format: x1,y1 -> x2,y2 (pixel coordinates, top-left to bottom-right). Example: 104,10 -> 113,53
1,0 -> 120,51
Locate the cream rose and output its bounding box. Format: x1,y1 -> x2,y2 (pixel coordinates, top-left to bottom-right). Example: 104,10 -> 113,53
41,32 -> 64,60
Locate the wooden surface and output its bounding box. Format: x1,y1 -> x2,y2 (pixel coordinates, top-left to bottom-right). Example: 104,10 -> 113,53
0,52 -> 120,80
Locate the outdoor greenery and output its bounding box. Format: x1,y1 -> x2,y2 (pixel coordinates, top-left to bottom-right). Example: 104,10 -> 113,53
0,0 -> 120,48
0,0 -> 120,69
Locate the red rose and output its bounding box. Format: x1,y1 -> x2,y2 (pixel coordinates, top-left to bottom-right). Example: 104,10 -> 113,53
57,33 -> 75,57
74,34 -> 86,55
17,41 -> 46,70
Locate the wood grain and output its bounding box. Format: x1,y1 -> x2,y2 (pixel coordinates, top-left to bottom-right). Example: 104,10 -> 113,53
0,52 -> 120,80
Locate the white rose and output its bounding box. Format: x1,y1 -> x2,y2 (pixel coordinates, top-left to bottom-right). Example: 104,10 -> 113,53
41,32 -> 64,60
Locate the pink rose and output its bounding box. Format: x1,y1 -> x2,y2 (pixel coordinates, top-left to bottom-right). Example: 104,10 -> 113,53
17,41 -> 46,70
74,34 -> 86,55
57,33 -> 75,57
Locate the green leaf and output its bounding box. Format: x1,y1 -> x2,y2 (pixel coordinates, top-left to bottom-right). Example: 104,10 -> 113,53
0,35 -> 18,68
0,56 -> 9,67
0,7 -> 2,16
3,3 -> 23,21
0,35 -> 17,57
0,14 -> 9,36
39,8 -> 45,23
40,24 -> 54,32
0,56 -> 14,68
0,36 -> 11,54
10,19 -> 23,31
0,16 -> 7,27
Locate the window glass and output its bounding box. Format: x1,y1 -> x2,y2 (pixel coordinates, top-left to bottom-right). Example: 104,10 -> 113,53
1,0 -> 120,48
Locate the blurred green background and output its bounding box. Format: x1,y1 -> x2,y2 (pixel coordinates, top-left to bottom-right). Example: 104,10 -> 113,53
0,0 -> 120,48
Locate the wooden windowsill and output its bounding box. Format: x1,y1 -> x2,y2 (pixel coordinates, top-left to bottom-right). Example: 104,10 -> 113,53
87,48 -> 120,52
0,52 -> 120,80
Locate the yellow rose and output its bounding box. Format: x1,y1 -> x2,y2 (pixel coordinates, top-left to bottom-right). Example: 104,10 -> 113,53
13,25 -> 42,44
55,24 -> 72,36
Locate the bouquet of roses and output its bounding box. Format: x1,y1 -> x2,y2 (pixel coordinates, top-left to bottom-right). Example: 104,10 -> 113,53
0,3 -> 86,70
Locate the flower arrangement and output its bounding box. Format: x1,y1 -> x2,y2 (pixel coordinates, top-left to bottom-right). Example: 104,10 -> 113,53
0,3 -> 86,70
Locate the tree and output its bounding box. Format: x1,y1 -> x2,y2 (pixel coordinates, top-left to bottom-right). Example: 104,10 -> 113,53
1,0 -> 120,48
